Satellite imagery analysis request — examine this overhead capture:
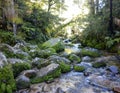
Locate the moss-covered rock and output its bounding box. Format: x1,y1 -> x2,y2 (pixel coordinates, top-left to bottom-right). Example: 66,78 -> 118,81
31,63 -> 61,84
81,48 -> 100,57
49,55 -> 71,64
37,48 -> 56,58
59,62 -> 71,73
16,75 -> 30,89
42,38 -> 65,53
68,54 -> 81,63
12,62 -> 31,77
73,65 -> 85,72
92,62 -> 106,68
32,58 -> 50,69
0,65 -> 16,93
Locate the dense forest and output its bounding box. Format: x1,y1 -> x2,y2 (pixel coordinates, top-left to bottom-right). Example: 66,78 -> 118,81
0,0 -> 120,52
0,0 -> 120,93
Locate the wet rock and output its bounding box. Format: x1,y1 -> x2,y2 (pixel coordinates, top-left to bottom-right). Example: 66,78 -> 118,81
7,58 -> 25,64
95,56 -> 120,63
82,56 -> 92,62
56,87 -> 65,93
16,75 -> 30,89
0,52 -> 7,67
107,66 -> 119,74
49,55 -> 71,64
80,62 -> 92,68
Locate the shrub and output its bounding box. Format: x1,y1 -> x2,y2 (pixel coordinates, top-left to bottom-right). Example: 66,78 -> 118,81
12,62 -> 31,77
0,65 -> 16,93
6,85 -> 12,93
74,65 -> 85,72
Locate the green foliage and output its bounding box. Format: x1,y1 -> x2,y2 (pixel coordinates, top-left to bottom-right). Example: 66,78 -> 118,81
6,85 -> 12,93
37,48 -> 56,58
105,37 -> 120,48
92,62 -> 107,68
12,62 -> 31,77
81,49 -> 100,57
31,67 -> 61,84
59,62 -> 71,73
0,83 -> 6,93
0,30 -> 15,45
0,65 -> 16,93
52,42 -> 65,53
73,65 -> 85,72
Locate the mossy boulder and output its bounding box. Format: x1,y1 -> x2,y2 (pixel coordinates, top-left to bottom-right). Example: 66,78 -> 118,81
37,48 -> 56,58
68,54 -> 81,63
32,58 -> 50,69
12,62 -> 31,77
73,65 -> 85,72
0,65 -> 16,93
92,62 -> 106,68
16,75 -> 30,89
49,55 -> 71,64
42,38 -> 65,53
31,63 -> 61,84
81,48 -> 100,57
59,62 -> 71,73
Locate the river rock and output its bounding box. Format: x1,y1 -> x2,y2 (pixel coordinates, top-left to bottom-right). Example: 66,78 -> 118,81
7,58 -> 25,64
0,52 -> 7,67
42,38 -> 65,52
68,54 -> 81,63
20,69 -> 37,78
32,58 -> 50,69
49,55 -> 71,64
107,66 -> 119,74
37,63 -> 59,77
16,75 -> 30,89
82,56 -> 92,62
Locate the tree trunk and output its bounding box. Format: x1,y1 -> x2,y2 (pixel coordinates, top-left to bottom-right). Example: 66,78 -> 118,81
13,23 -> 17,37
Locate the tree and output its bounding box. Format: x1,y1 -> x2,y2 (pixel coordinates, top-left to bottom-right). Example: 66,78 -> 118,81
1,0 -> 18,37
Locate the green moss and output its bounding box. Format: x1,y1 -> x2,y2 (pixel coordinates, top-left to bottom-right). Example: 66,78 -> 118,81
6,85 -> 12,93
42,38 -> 65,53
74,65 -> 85,72
31,67 -> 61,84
37,48 -> 56,58
92,62 -> 106,68
32,59 -> 50,69
0,65 -> 16,93
59,62 -> 71,73
0,83 -> 6,93
81,49 -> 100,57
12,62 -> 31,77
52,42 -> 65,53
68,54 -> 81,63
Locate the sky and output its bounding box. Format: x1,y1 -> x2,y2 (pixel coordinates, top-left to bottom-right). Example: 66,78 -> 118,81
60,0 -> 89,22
